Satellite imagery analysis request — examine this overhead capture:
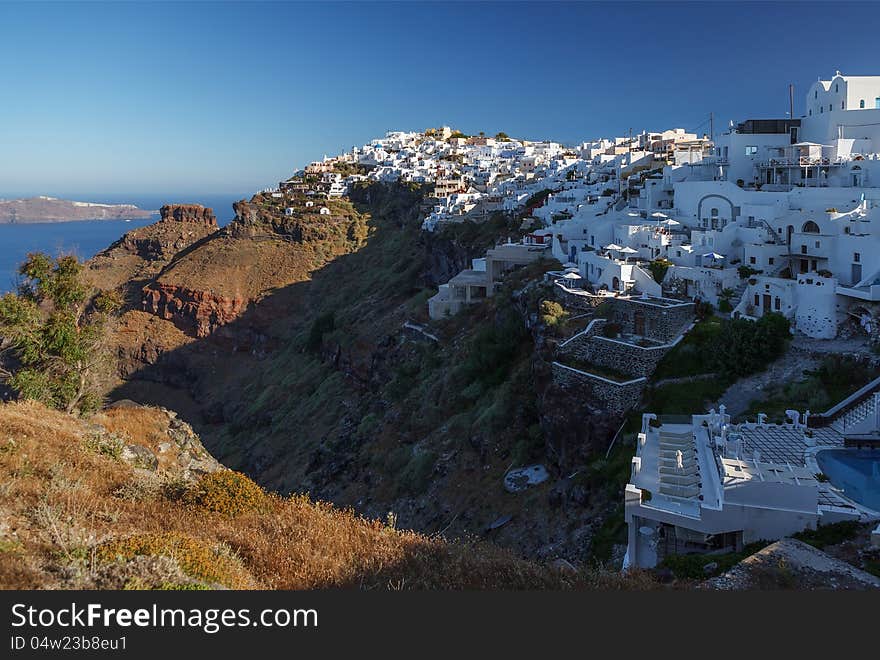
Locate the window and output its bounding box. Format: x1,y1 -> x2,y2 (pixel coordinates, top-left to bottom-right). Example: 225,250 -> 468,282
876,98 -> 880,109
860,99 -> 866,108
835,84 -> 839,92
809,109 -> 812,116
815,240 -> 820,248
775,297 -> 781,310
830,104 -> 833,111
745,146 -> 758,156
801,245 -> 807,254
769,257 -> 775,265
820,106 -> 823,113
711,207 -> 719,217
815,90 -> 818,99
854,252 -> 861,262
749,256 -> 756,264
754,294 -> 760,306
842,101 -> 845,110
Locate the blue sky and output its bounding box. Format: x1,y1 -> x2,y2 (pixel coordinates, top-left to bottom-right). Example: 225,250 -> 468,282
1,1 -> 879,196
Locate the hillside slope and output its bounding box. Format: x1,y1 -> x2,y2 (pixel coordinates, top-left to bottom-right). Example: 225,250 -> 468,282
0,401 -> 652,590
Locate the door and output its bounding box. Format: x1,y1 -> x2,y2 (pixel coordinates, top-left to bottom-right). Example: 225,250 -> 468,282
852,263 -> 863,285
763,295 -> 772,313
634,311 -> 646,336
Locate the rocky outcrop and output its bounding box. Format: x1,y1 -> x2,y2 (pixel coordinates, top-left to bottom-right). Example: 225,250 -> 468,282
422,231 -> 482,288
141,283 -> 246,338
159,204 -> 217,226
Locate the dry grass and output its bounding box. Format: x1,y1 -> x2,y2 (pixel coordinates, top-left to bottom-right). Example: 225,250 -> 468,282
0,401 -> 658,590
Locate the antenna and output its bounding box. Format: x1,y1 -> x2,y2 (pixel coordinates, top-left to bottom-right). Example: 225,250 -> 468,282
789,83 -> 794,119
709,112 -> 714,142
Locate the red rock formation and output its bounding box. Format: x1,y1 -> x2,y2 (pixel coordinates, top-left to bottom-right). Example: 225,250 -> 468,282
141,283 -> 246,338
159,204 -> 217,226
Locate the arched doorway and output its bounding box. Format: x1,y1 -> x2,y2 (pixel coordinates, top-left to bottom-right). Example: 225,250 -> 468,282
612,276 -> 620,291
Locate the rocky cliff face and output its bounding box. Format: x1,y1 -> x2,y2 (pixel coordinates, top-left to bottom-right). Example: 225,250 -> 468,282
159,203 -> 217,226
141,283 -> 247,338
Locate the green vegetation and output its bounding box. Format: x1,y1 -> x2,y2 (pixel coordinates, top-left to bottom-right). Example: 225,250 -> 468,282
659,541 -> 770,580
306,312 -> 336,352
793,521 -> 862,549
737,265 -> 761,279
741,356 -> 880,422
539,300 -> 569,333
0,253 -> 120,414
647,259 -> 671,284
646,313 -> 790,414
495,132 -> 510,140
524,189 -> 553,210
712,313 -> 790,378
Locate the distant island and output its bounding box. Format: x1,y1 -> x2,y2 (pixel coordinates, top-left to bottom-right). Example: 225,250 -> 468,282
0,196 -> 156,223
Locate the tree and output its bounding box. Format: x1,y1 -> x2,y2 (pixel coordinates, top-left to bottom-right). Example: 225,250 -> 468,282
0,253 -> 121,414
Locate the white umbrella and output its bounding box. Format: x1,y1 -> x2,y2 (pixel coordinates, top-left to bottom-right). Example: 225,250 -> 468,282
604,243 -> 623,251
661,218 -> 680,226
650,211 -> 668,218
703,252 -> 725,259
563,271 -> 582,280
620,246 -> 638,254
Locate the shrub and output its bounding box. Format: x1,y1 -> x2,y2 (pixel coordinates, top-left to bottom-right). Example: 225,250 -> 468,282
711,313 -> 790,377
184,471 -> 273,516
96,532 -> 254,589
737,265 -> 760,279
306,312 -> 335,352
540,300 -> 569,330
647,259 -> 671,283
793,520 -> 862,549
399,451 -> 437,495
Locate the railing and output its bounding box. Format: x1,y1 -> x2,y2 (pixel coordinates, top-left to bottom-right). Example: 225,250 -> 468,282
762,156 -> 834,167
809,376 -> 880,428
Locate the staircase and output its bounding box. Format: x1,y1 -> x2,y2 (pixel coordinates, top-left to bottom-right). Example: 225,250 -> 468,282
831,393 -> 880,434
809,376 -> 880,434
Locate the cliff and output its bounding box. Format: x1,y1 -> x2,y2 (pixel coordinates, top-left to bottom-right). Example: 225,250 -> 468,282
0,196 -> 155,223
87,182 -> 634,564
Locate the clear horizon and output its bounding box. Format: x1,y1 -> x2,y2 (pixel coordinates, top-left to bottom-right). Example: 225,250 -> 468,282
3,1 -> 880,195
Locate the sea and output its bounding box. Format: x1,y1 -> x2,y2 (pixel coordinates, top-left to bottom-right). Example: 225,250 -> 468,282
0,193 -> 246,294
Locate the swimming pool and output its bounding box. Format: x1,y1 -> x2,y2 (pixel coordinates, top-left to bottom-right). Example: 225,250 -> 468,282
816,449 -> 880,512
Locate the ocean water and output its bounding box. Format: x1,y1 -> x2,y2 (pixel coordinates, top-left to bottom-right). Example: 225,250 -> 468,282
817,448 -> 880,511
0,193 -> 247,294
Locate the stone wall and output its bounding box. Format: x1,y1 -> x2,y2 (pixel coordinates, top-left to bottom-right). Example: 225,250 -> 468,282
607,298 -> 694,343
552,285 -> 606,313
559,335 -> 669,378
551,362 -> 646,415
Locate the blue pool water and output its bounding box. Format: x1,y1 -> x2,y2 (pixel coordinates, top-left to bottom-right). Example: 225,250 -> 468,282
816,449 -> 880,512
0,193 -> 245,293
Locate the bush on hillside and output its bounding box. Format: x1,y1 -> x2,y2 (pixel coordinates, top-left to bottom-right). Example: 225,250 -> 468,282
183,470 -> 273,517
711,313 -> 790,377
0,253 -> 120,414
540,300 -> 569,331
